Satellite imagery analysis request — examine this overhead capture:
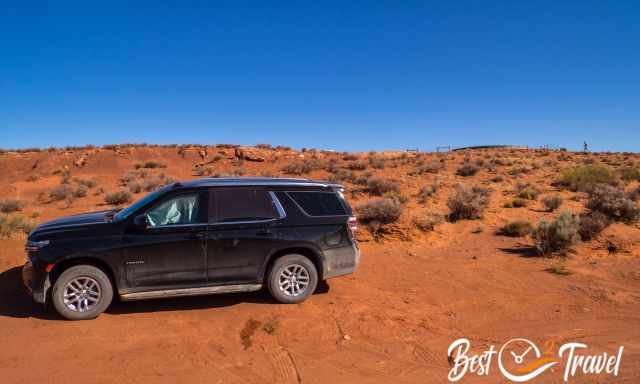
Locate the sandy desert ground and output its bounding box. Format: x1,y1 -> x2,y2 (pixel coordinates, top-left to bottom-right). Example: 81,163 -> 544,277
0,144 -> 639,383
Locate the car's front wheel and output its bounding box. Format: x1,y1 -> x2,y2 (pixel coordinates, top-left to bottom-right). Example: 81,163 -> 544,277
267,254 -> 318,304
51,265 -> 113,320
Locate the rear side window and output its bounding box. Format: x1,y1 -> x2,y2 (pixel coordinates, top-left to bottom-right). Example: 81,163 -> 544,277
211,188 -> 278,223
287,191 -> 347,216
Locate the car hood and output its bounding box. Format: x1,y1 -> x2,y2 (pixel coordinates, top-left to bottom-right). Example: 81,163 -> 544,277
34,210 -> 114,231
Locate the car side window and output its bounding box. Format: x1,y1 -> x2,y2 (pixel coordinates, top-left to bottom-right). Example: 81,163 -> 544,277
211,188 -> 278,223
146,193 -> 201,227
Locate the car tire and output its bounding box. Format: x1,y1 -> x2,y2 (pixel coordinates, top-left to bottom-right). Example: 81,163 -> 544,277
51,265 -> 113,320
267,254 -> 318,304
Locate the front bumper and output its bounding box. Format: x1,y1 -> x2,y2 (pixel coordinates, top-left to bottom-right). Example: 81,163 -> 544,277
22,261 -> 47,303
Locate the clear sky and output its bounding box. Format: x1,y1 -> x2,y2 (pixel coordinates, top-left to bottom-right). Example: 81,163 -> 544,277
1,1 -> 639,152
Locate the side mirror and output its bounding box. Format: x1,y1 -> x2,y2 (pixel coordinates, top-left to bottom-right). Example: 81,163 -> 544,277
133,214 -> 148,228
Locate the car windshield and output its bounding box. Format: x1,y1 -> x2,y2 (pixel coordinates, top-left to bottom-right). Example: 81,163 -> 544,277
114,187 -> 167,221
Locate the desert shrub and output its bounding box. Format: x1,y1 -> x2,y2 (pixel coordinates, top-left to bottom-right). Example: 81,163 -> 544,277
127,181 -> 143,193
353,172 -> 372,186
508,166 -> 532,176
356,198 -> 403,238
413,212 -> 444,232
366,177 -> 400,196
417,183 -> 439,203
368,157 -> 386,169
255,143 -> 272,149
456,163 -> 479,177
491,175 -> 504,183
0,199 -> 25,213
142,178 -> 162,192
533,211 -> 581,255
497,221 -> 533,237
135,161 -> 166,169
26,175 -> 40,182
411,161 -> 444,175
72,185 -> 88,198
515,183 -> 540,200
629,187 -> 640,202
447,185 -> 490,221
620,167 -> 640,181
342,154 -> 359,161
0,214 -> 37,238
195,166 -> 215,176
346,160 -> 368,170
503,198 -> 524,208
356,199 -> 403,224
281,159 -> 322,175
383,190 -> 408,204
545,264 -> 572,275
49,185 -> 74,201
104,191 -> 132,206
74,178 -> 97,188
578,211 -> 610,241
542,195 -> 563,212
556,165 -> 617,192
327,169 -> 355,183
585,184 -> 639,223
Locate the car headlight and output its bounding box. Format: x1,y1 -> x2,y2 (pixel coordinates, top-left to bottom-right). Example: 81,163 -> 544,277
25,240 -> 50,252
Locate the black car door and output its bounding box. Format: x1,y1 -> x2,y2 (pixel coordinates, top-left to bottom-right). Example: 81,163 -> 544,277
206,187 -> 285,284
124,190 -> 208,288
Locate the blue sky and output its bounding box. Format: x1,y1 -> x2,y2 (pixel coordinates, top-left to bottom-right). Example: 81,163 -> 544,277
1,1 -> 639,152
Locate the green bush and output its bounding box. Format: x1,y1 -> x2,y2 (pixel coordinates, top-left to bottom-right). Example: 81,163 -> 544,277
533,211 -> 581,255
498,221 -> 533,237
556,165 -> 617,192
542,195 -> 563,211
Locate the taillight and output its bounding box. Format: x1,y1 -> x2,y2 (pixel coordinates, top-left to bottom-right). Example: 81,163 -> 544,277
347,216 -> 358,239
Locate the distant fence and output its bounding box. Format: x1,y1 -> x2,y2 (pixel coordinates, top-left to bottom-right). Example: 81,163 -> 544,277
452,145 -> 529,152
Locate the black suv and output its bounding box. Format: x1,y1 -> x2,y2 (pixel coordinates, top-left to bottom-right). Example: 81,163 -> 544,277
22,178 -> 359,320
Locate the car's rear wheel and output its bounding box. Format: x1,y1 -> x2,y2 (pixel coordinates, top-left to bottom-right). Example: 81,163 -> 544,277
51,265 -> 113,320
267,254 -> 318,304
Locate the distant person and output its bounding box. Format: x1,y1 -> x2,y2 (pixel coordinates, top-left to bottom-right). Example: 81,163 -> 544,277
583,141 -> 589,152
